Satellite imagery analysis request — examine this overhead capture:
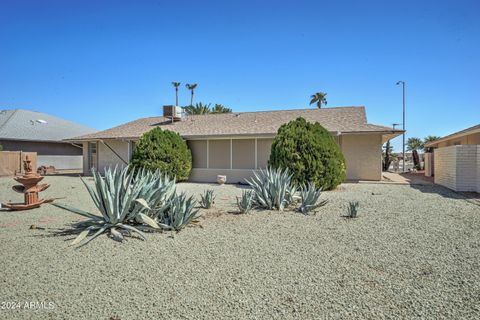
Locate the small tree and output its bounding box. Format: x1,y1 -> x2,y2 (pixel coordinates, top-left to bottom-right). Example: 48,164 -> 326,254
172,81 -> 181,106
407,137 -> 424,170
184,102 -> 211,115
184,102 -> 233,115
269,117 -> 346,190
382,140 -> 393,171
423,135 -> 441,146
423,135 -> 441,153
130,128 -> 192,181
212,104 -> 232,113
185,83 -> 198,106
309,92 -> 327,109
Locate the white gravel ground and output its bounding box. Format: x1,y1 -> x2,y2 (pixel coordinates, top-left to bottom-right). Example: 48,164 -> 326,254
0,176 -> 479,320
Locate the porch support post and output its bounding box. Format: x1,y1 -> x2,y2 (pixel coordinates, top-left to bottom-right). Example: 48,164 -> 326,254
206,140 -> 209,169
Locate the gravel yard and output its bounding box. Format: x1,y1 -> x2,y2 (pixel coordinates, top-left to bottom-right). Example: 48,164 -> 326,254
0,176 -> 479,319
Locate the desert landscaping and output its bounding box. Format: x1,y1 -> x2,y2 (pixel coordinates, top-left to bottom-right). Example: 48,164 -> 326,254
1,175 -> 479,319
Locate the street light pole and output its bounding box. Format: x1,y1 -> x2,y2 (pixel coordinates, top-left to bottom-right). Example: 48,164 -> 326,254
396,81 -> 406,172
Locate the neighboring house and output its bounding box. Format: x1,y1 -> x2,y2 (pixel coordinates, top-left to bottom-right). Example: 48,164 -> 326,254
0,109 -> 97,172
68,106 -> 402,183
424,124 -> 480,192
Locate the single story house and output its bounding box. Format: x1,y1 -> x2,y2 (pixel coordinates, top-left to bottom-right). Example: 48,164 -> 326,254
424,124 -> 480,192
0,109 -> 97,174
68,106 -> 402,183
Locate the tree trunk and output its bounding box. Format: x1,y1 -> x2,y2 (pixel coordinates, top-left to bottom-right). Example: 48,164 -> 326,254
175,88 -> 178,106
412,150 -> 420,170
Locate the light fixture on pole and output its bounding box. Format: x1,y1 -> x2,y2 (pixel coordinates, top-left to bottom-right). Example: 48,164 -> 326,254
396,81 -> 406,172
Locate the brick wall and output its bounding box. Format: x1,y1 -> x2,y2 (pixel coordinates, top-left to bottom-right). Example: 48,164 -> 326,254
478,147 -> 480,192
434,145 -> 479,192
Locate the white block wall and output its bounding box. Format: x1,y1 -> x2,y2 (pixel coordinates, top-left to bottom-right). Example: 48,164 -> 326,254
478,147 -> 480,192
434,145 -> 479,192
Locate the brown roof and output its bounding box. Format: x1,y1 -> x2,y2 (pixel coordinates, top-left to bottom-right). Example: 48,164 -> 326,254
69,106 -> 401,141
424,123 -> 480,147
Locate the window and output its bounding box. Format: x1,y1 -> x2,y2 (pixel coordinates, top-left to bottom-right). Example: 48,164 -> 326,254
88,142 -> 98,170
232,139 -> 255,169
208,140 -> 231,169
187,140 -> 208,168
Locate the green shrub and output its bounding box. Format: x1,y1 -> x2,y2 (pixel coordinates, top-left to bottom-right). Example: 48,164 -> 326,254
130,127 -> 192,181
268,117 -> 346,190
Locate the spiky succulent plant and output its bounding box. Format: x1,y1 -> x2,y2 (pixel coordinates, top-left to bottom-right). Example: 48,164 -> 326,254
246,167 -> 297,211
52,166 -> 165,246
346,201 -> 360,218
237,190 -> 254,214
199,189 -> 215,209
159,192 -> 201,231
298,182 -> 328,215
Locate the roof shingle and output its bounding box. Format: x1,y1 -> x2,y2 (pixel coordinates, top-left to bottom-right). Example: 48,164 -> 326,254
0,109 -> 97,142
69,106 -> 398,141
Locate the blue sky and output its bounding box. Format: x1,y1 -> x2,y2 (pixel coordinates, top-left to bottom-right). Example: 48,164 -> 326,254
1,0 -> 479,151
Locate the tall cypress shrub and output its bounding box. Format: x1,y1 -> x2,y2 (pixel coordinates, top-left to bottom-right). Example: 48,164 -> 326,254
130,127 -> 192,181
268,117 -> 346,190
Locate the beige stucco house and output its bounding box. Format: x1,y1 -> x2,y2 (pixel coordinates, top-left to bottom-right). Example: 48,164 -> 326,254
425,124 -> 480,192
67,106 -> 402,183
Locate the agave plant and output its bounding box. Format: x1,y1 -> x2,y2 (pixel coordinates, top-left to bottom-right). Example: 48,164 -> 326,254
236,190 -> 254,214
199,189 -> 215,209
298,182 -> 328,215
134,167 -> 177,220
246,167 -> 297,211
346,201 -> 360,218
52,166 -> 163,246
159,192 -> 201,231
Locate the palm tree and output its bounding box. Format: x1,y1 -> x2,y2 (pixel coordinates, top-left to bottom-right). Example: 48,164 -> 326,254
423,135 -> 441,152
407,137 -> 424,170
407,137 -> 424,151
423,135 -> 441,146
212,104 -> 232,114
309,92 -> 328,109
185,83 -> 198,106
184,102 -> 211,115
172,82 -> 181,106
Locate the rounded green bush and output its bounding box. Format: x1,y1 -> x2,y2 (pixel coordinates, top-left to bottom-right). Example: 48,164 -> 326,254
130,127 -> 192,181
268,117 -> 346,190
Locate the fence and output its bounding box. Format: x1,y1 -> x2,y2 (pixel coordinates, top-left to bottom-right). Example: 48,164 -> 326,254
0,151 -> 37,176
37,155 -> 83,170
